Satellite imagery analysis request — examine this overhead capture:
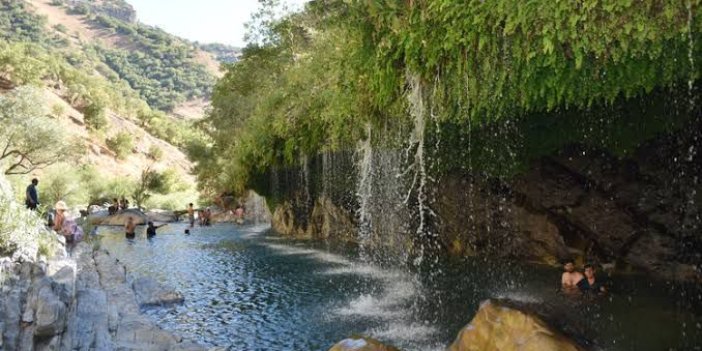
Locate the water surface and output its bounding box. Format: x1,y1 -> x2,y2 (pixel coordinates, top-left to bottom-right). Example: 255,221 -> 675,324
95,224 -> 701,351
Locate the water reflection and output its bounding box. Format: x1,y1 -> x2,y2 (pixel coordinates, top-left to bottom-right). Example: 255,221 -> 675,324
95,224 -> 701,351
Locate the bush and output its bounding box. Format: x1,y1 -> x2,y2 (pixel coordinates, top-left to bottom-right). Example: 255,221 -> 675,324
51,104 -> 65,118
49,0 -> 64,6
83,102 -> 108,130
0,174 -> 59,260
53,24 -> 68,33
147,144 -> 163,160
105,132 -> 133,159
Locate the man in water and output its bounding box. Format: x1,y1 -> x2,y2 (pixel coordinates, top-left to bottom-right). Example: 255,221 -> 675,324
125,217 -> 137,239
187,203 -> 195,227
184,229 -> 190,235
577,264 -> 607,295
25,178 -> 39,210
146,221 -> 166,238
561,259 -> 584,293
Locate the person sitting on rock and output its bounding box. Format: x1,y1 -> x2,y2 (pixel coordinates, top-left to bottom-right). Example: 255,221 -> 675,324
125,217 -> 137,240
109,198 -> 119,215
146,221 -> 166,238
577,264 -> 607,296
120,197 -> 129,211
561,259 -> 584,294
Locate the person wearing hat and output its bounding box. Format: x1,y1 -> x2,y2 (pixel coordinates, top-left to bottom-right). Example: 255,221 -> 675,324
52,201 -> 68,233
53,201 -> 83,244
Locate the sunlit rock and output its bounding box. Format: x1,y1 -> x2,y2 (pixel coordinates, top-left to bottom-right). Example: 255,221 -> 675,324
88,208 -> 147,226
132,276 -> 184,307
448,300 -> 583,351
328,336 -> 400,351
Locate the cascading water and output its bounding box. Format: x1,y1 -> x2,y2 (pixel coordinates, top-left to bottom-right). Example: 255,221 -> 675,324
405,73 -> 435,267
355,122 -> 374,257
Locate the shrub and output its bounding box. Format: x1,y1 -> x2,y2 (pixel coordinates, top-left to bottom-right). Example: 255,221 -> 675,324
105,132 -> 133,159
83,101 -> 108,130
53,24 -> 68,33
147,144 -> 163,161
51,103 -> 66,118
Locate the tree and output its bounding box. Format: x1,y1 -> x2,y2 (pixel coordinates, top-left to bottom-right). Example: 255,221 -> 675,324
105,132 -> 133,159
0,87 -> 80,175
83,101 -> 108,131
131,167 -> 169,210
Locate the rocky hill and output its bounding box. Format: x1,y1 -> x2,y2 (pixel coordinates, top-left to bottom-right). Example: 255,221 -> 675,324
0,0 -> 235,209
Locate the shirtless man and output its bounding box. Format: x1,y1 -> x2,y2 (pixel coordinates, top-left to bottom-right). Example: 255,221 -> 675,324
561,259 -> 584,292
187,203 -> 195,228
125,217 -> 137,239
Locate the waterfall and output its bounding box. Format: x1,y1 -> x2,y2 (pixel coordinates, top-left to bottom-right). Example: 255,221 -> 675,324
356,123 -> 374,252
405,73 -> 434,266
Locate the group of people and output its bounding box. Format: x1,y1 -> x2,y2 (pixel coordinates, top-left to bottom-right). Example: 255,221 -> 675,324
186,203 -> 213,227
124,217 -> 166,240
108,197 -> 130,215
561,259 -> 607,296
25,178 -> 84,244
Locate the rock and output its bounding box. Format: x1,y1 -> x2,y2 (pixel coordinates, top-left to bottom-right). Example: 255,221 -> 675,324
447,300 -> 583,351
132,276 -> 184,307
146,209 -> 177,223
328,337 -> 400,351
88,209 -> 148,226
34,285 -> 67,337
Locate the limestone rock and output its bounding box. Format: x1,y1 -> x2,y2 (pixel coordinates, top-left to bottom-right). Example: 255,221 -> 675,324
146,209 -> 177,223
448,300 -> 583,351
328,337 -> 400,351
88,209 -> 148,226
34,285 -> 67,337
132,276 -> 184,307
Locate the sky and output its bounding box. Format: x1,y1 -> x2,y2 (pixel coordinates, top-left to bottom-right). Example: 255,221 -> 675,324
128,0 -> 306,47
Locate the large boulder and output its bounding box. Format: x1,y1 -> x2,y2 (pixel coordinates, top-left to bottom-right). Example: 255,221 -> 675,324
132,276 -> 184,307
88,209 -> 148,226
145,209 -> 177,223
34,285 -> 67,337
448,300 -> 584,351
328,337 -> 400,351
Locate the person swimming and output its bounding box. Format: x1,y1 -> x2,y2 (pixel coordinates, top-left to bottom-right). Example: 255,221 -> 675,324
561,259 -> 584,294
125,217 -> 136,239
184,229 -> 190,235
577,263 -> 607,296
146,221 -> 166,238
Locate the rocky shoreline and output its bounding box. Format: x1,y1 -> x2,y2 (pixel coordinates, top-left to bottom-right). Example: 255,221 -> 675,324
0,241 -> 213,351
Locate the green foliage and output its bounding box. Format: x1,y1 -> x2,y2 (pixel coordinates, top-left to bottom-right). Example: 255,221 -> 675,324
83,101 -> 108,131
0,0 -> 47,43
193,0 -> 702,194
50,104 -> 65,118
53,23 -> 68,33
0,87 -> 80,175
105,132 -> 133,159
147,144 -> 163,161
88,14 -> 216,111
0,42 -> 49,86
131,168 -> 173,209
0,173 -> 59,259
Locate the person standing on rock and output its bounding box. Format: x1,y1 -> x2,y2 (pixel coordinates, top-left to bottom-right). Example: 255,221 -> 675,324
125,217 -> 137,240
560,259 -> 584,294
25,178 -> 39,210
187,203 -> 195,227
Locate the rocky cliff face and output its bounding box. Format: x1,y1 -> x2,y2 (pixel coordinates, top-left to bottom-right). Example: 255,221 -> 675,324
269,120 -> 701,281
0,242 -> 207,351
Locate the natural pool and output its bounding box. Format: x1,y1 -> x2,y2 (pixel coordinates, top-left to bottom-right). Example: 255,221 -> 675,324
95,223 -> 701,351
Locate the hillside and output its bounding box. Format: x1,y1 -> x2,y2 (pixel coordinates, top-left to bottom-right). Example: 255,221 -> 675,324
0,0 -> 233,209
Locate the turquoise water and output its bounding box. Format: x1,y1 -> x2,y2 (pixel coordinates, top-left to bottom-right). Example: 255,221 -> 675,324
95,223 -> 701,351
